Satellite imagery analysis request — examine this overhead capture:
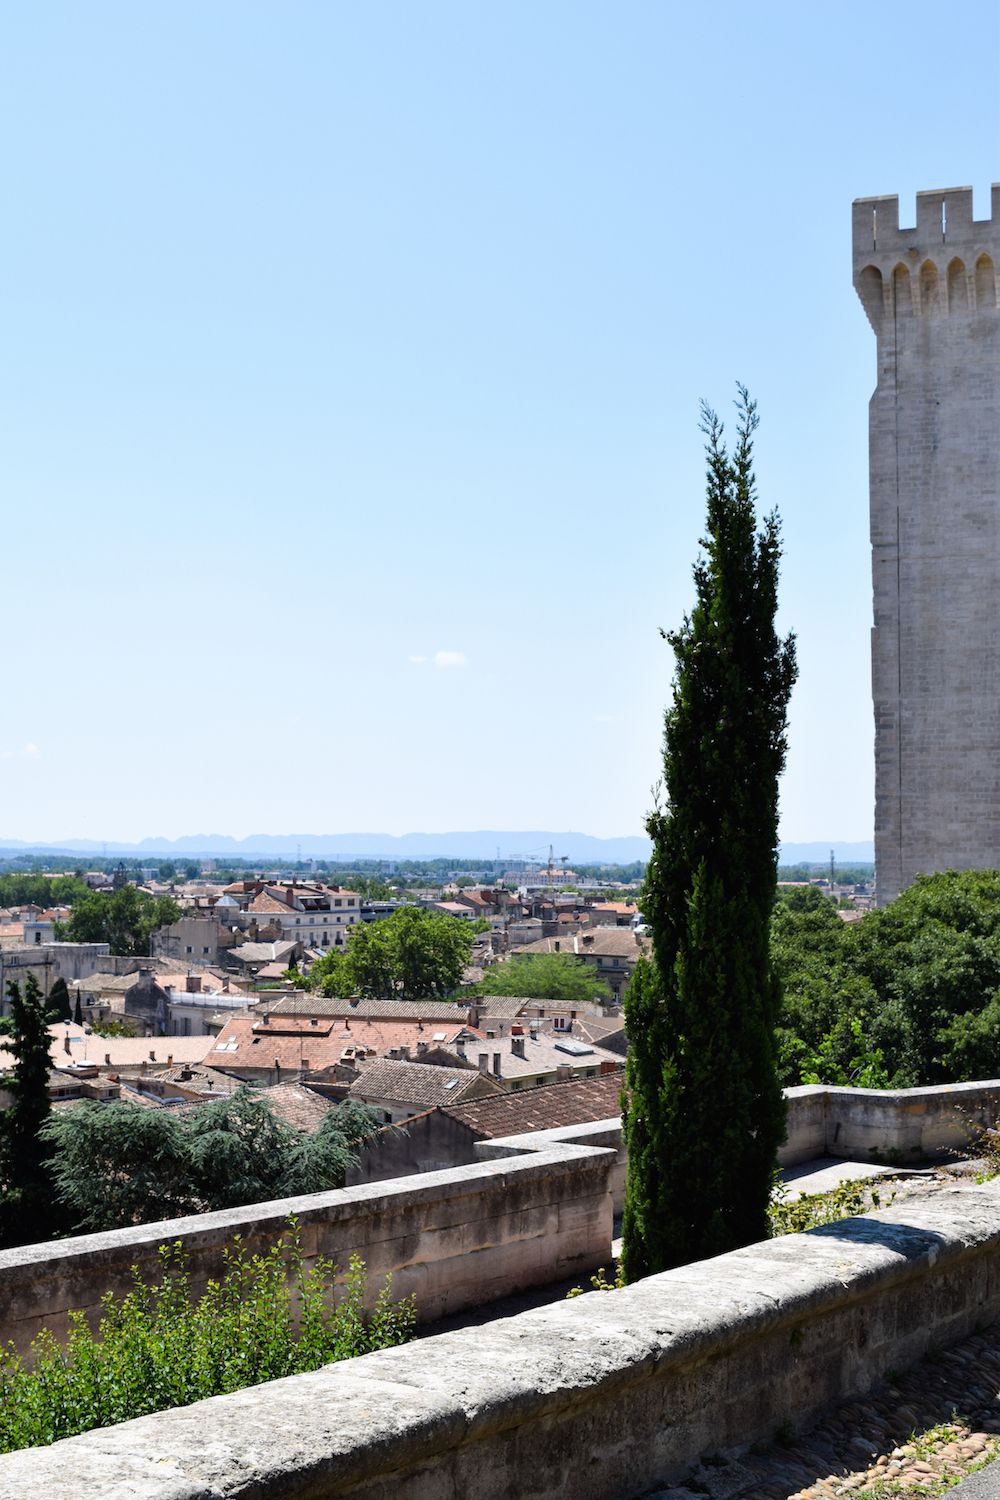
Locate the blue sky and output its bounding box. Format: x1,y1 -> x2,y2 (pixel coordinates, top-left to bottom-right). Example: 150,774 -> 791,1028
2,2 -> 998,845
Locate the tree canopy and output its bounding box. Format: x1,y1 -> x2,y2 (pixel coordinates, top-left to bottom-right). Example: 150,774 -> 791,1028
57,886 -> 182,956
307,906 -> 473,1002
622,391 -> 797,1278
474,952 -> 610,1003
775,869 -> 1000,1088
41,1088 -> 382,1233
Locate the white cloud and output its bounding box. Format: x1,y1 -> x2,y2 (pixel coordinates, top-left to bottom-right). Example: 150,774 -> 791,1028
1,742 -> 41,762
433,650 -> 468,669
407,655 -> 428,665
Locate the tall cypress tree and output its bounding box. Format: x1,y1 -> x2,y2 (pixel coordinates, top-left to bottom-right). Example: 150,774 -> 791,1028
622,389 -> 797,1279
0,974 -> 59,1246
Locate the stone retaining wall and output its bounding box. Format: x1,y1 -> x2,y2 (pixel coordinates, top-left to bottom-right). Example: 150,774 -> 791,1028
0,1138 -> 614,1357
3,1182 -> 1000,1499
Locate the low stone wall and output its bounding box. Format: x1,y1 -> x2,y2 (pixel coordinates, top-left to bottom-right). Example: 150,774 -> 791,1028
782,1079 -> 1000,1165
0,1138 -> 614,1358
482,1118 -> 627,1214
4,1181 -> 1000,1499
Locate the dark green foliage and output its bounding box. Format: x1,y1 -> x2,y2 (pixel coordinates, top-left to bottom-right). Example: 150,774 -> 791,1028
0,874 -> 90,908
0,976 -> 62,1247
772,870 -> 1000,1088
309,905 -> 473,1002
57,886 -> 182,956
41,1088 -> 382,1233
0,1220 -> 415,1454
73,991 -> 83,1026
474,952 -> 611,1003
622,391 -> 797,1279
46,978 -> 72,1023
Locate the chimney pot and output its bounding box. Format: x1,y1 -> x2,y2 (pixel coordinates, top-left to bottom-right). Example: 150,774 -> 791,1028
478,1052 -> 489,1074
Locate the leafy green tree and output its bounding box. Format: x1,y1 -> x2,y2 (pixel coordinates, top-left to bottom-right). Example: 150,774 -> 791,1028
41,1088 -> 382,1233
57,887 -> 182,956
0,976 -> 61,1247
309,906 -> 473,1002
622,391 -> 797,1279
474,952 -> 611,1003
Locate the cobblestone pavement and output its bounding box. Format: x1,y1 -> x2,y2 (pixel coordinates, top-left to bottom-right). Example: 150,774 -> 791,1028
647,1322 -> 1000,1500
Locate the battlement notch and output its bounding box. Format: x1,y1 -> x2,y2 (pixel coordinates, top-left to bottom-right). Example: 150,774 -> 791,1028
853,185 -> 1000,330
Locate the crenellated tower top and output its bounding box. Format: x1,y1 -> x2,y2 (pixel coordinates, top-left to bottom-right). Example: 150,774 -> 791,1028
852,185 -> 1000,331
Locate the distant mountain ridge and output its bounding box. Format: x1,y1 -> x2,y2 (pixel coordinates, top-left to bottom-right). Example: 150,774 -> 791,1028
0,831 -> 874,864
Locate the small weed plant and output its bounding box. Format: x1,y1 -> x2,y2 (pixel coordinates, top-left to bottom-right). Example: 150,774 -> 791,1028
0,1218 -> 415,1454
768,1176 -> 895,1237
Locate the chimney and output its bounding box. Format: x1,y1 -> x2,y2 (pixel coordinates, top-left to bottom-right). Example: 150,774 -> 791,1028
399,1045 -> 410,1061
310,1016 -> 319,1026
149,1050 -> 156,1062
63,1035 -> 71,1055
417,1041 -> 428,1056
104,1052 -> 111,1065
555,1064 -> 572,1082
478,1053 -> 489,1074
492,1052 -> 501,1078
167,1054 -> 173,1067
456,1039 -> 465,1058
511,1037 -> 525,1059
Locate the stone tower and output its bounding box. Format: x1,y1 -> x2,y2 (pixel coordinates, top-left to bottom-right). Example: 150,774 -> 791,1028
853,186 -> 1000,904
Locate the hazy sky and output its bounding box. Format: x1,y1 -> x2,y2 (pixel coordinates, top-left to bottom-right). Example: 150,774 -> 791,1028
2,2 -> 999,844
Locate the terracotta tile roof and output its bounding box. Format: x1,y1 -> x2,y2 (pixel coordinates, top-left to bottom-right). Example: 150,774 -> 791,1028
438,1072 -> 624,1137
439,1033 -> 624,1081
0,1024 -> 213,1073
207,1013 -> 474,1075
348,1058 -> 498,1109
261,1082 -> 336,1133
248,893 -> 292,915
517,929 -> 643,959
262,995 -> 471,1022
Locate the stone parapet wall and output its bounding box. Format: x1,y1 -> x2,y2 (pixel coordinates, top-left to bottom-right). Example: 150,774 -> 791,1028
782,1079 -> 1000,1165
0,1139 -> 615,1357
4,1182 -> 1000,1499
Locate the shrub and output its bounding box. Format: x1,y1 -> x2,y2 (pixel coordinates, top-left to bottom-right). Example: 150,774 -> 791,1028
0,1218 -> 415,1453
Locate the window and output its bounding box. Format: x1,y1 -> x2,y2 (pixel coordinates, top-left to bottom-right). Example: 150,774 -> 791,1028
186,946 -> 193,955
335,899 -> 342,907
202,946 -> 209,955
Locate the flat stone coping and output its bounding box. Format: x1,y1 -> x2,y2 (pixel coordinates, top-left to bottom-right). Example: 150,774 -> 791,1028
2,1181 -> 999,1499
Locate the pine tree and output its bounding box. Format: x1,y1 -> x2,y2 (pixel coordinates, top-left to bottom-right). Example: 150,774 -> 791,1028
0,974 -> 59,1246
622,390 -> 797,1279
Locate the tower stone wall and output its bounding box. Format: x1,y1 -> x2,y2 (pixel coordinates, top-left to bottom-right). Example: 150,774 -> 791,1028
853,186 -> 1000,904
